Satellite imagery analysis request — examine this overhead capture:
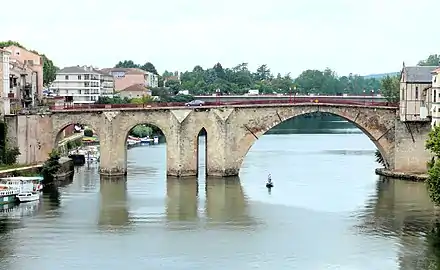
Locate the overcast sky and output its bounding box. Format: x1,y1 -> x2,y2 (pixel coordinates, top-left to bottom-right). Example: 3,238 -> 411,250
0,0 -> 438,76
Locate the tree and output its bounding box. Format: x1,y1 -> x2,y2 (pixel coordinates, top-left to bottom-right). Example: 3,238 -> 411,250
130,95 -> 154,104
41,54 -> 57,86
114,60 -> 158,74
114,60 -> 139,68
83,129 -> 93,137
41,150 -> 61,185
96,96 -> 130,104
380,75 -> 400,103
418,54 -> 440,66
130,125 -> 153,138
140,62 -> 158,74
425,125 -> 440,205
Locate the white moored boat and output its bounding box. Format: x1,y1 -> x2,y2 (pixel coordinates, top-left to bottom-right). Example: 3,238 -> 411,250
17,192 -> 40,202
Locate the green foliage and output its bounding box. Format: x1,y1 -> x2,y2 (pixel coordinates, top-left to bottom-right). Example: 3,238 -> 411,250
374,150 -> 386,167
426,126 -> 440,158
3,147 -> 20,165
380,75 -> 400,103
176,63 -> 383,96
83,129 -> 93,137
65,138 -> 82,150
41,54 -> 57,86
0,40 -> 58,87
418,54 -> 440,66
130,95 -> 154,104
130,125 -> 153,138
427,159 -> 440,205
96,96 -> 131,104
114,60 -> 158,74
425,125 -> 440,205
41,150 -> 61,184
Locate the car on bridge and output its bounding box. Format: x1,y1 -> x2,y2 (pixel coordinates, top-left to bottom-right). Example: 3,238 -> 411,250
185,100 -> 205,106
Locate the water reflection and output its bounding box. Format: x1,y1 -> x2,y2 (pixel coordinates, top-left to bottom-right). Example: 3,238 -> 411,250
205,176 -> 256,229
356,177 -> 440,270
165,177 -> 199,225
98,176 -> 130,230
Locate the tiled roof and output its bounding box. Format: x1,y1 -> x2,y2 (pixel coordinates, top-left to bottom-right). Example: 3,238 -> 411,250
101,68 -> 146,75
120,83 -> 149,92
403,66 -> 438,82
58,66 -> 101,74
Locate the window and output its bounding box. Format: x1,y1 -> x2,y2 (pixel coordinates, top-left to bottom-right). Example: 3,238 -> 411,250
84,74 -> 90,80
435,90 -> 437,103
415,86 -> 419,99
401,89 -> 405,101
78,75 -> 81,80
65,75 -> 69,80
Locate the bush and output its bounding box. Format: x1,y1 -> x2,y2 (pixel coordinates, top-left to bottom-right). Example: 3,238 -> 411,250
41,150 -> 61,184
84,129 -> 93,137
427,160 -> 440,205
425,125 -> 440,205
3,147 -> 20,165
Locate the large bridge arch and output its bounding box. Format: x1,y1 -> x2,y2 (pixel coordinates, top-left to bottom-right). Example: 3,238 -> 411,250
229,104 -> 397,174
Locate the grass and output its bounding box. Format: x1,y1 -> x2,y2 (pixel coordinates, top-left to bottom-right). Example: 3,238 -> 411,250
0,163 -> 42,172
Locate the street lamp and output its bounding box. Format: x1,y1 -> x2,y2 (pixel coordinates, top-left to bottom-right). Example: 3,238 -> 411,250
363,89 -> 366,105
289,87 -> 292,103
371,89 -> 375,105
293,86 -> 297,103
216,88 -> 221,105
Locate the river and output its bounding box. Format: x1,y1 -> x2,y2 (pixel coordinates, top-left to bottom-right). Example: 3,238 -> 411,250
0,116 -> 439,270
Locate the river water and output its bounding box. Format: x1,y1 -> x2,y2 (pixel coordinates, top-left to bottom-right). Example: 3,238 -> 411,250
0,117 -> 439,270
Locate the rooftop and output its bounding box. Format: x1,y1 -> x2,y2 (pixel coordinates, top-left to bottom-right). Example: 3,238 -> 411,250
58,65 -> 104,75
120,83 -> 150,92
403,66 -> 438,82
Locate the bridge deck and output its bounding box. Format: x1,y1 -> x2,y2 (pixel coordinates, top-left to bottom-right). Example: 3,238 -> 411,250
49,102 -> 398,113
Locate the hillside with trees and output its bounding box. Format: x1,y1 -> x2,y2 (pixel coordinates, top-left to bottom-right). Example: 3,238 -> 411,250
109,54 -> 437,103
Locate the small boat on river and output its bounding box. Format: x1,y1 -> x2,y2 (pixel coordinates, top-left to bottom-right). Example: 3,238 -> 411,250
17,191 -> 40,202
0,176 -> 44,192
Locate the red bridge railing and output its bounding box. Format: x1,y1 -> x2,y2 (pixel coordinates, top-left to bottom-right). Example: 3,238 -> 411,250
49,98 -> 397,111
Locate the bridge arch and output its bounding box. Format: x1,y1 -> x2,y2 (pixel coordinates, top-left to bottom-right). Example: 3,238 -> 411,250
234,105 -> 396,173
52,111 -> 103,148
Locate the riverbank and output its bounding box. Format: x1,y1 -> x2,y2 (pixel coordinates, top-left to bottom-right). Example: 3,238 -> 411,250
0,158 -> 74,180
375,168 -> 428,182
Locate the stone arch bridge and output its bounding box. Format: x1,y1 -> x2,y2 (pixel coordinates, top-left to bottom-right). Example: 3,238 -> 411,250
6,103 -> 432,177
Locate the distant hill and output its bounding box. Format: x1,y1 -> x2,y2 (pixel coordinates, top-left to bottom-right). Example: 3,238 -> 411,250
363,72 -> 399,79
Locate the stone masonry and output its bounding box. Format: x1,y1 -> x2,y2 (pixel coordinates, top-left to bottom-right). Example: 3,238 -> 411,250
5,103 -> 433,177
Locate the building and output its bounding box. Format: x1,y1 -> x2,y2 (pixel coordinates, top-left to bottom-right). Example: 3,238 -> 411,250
399,63 -> 438,121
431,67 -> 440,127
0,45 -> 43,100
118,84 -> 152,99
0,47 -> 41,115
0,49 -> 11,115
50,66 -> 114,104
101,68 -> 158,91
